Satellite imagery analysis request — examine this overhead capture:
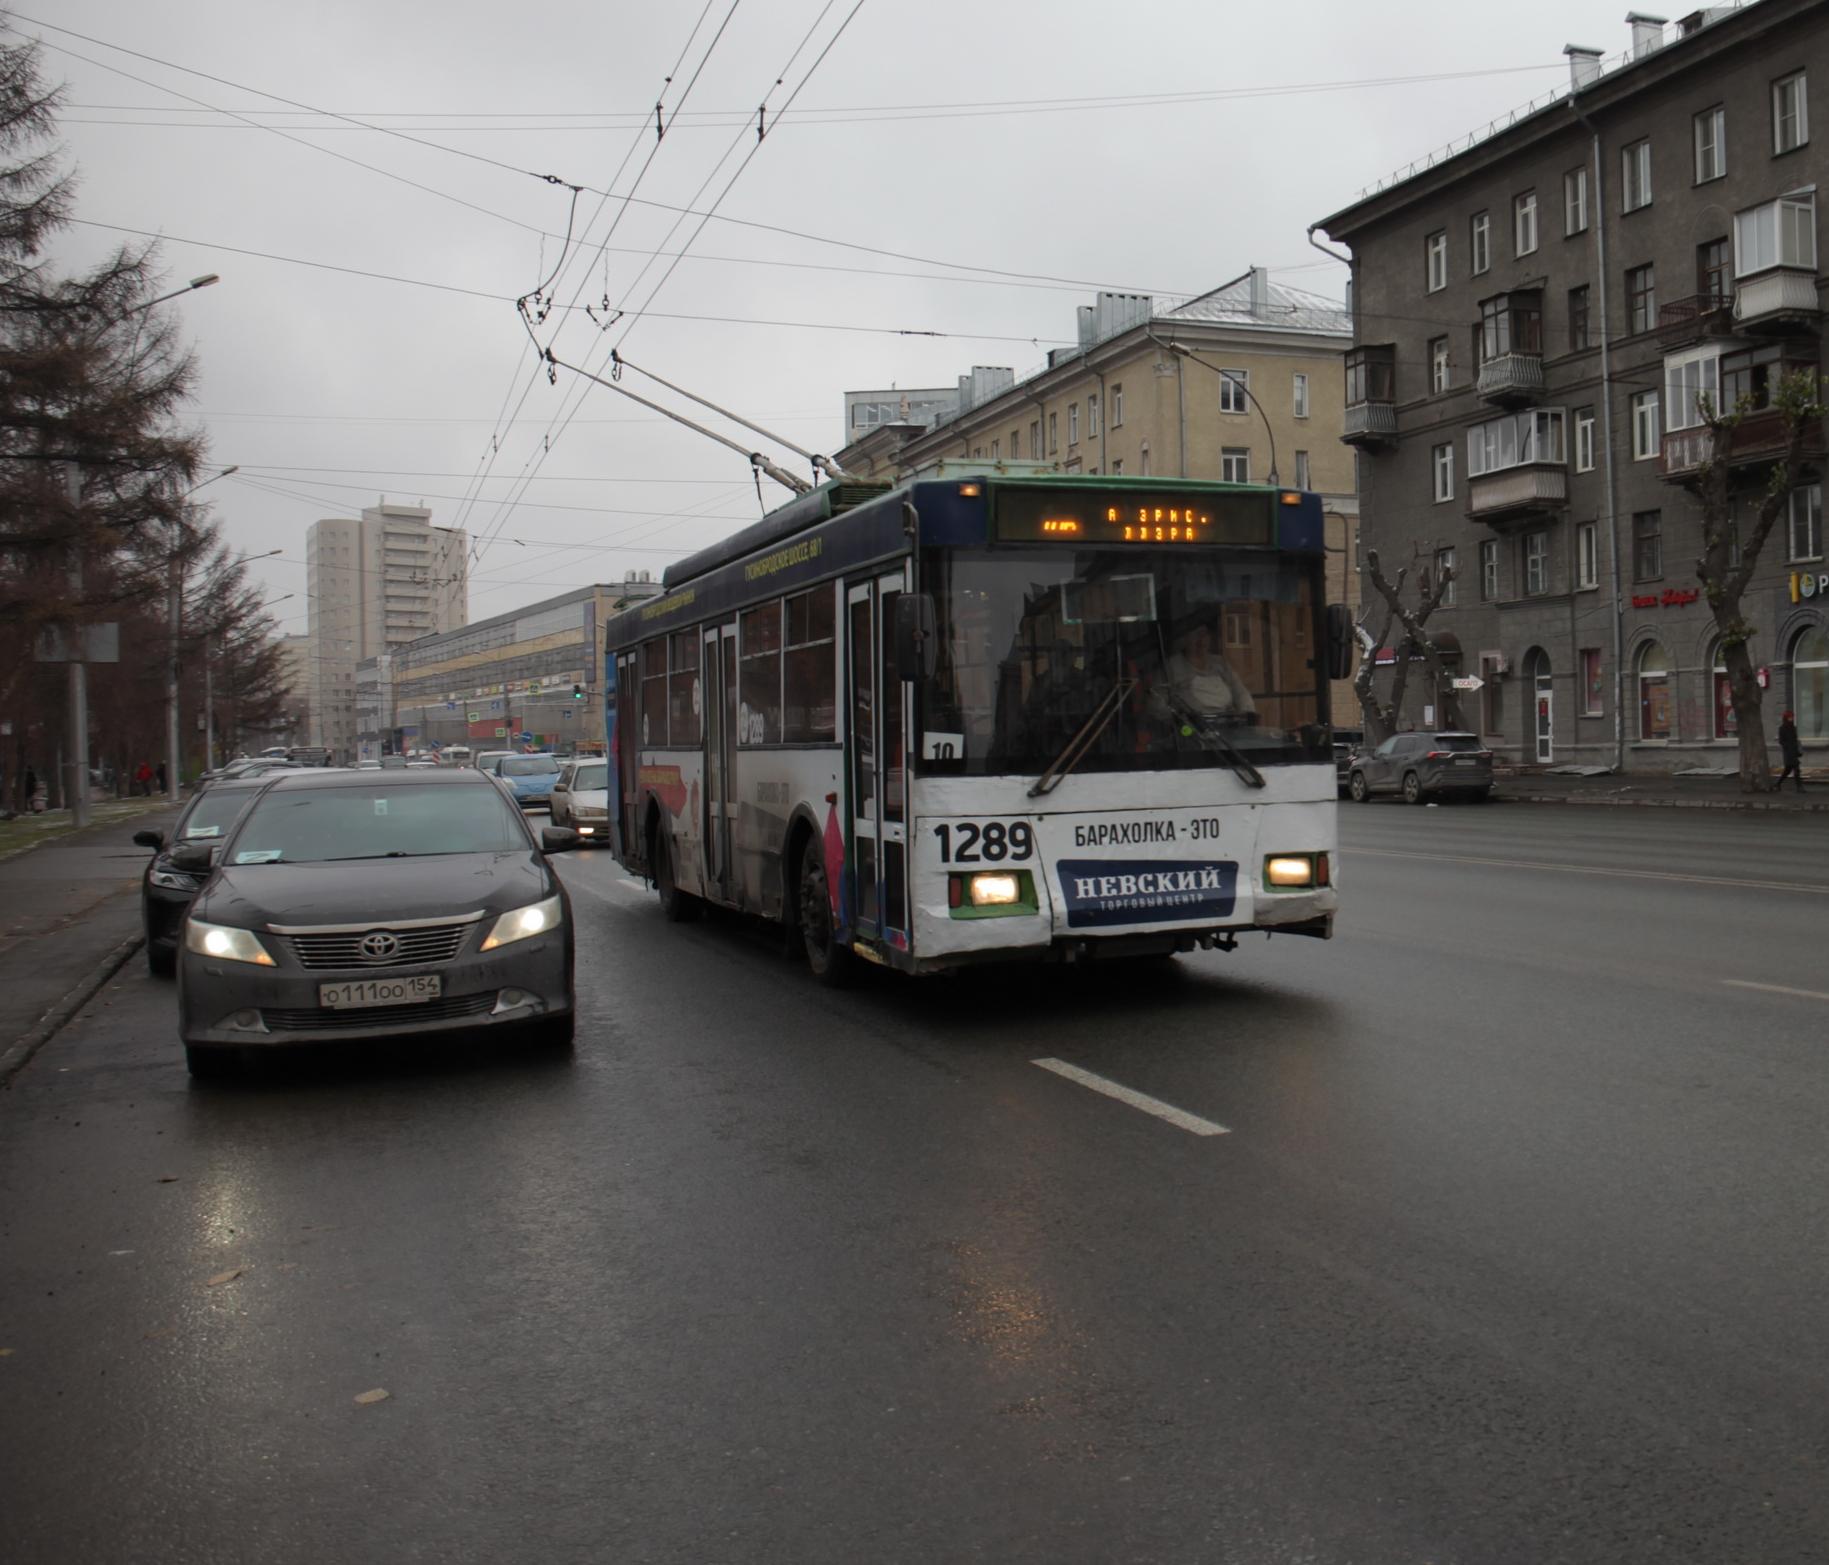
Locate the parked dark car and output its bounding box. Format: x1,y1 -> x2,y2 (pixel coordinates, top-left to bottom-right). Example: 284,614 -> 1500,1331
1332,727 -> 1365,796
1347,731 -> 1494,804
173,768 -> 578,1078
134,775 -> 278,977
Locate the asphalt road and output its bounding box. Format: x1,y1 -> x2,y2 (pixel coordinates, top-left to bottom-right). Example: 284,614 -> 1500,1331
3,802 -> 1827,1564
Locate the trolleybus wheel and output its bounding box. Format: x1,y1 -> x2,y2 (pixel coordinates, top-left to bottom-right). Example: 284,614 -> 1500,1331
652,823 -> 699,923
797,846 -> 853,987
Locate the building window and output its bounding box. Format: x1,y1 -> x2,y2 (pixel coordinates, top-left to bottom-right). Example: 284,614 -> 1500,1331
1575,406 -> 1595,472
1631,390 -> 1661,460
1470,211 -> 1490,275
1792,625 -> 1829,740
1432,442 -> 1454,502
1435,547 -> 1457,606
1577,521 -> 1599,589
1293,373 -> 1309,419
1426,229 -> 1447,292
1639,642 -> 1672,740
1665,347 -> 1723,432
1294,450 -> 1311,490
1581,648 -> 1605,716
1479,539 -> 1499,601
1790,483 -> 1824,561
1047,411 -> 1057,454
1565,166 -> 1589,235
1087,395 -> 1100,437
1467,408 -> 1566,476
1568,285 -> 1591,351
1697,237 -> 1729,302
1524,531 -> 1549,596
1220,447 -> 1250,484
1733,193 -> 1816,276
1219,369 -> 1249,414
1068,403 -> 1079,447
1626,264 -> 1656,333
1694,105 -> 1726,183
1429,336 -> 1450,393
1514,190 -> 1538,256
1622,138 -> 1652,211
1774,70 -> 1809,154
1633,509 -> 1663,580
1111,384 -> 1124,426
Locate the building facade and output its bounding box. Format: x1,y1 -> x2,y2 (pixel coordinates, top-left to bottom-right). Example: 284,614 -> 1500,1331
1318,0 -> 1828,768
306,502 -> 468,758
836,272 -> 1362,717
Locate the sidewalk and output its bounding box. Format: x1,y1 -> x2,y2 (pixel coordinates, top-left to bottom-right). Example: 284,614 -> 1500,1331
1494,768 -> 1829,812
0,802 -> 181,1085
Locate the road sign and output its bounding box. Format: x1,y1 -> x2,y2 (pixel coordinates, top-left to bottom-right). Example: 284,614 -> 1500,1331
1451,675 -> 1485,691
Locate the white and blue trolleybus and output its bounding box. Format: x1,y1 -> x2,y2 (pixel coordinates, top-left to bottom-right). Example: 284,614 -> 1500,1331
601,471 -> 1352,981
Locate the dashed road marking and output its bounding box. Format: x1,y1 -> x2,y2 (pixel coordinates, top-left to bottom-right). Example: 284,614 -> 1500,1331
1031,1058 -> 1230,1137
1723,978 -> 1829,1002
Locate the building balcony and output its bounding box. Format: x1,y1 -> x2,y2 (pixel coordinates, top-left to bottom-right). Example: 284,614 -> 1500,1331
1468,463 -> 1566,528
1475,351 -> 1544,406
1658,408 -> 1828,484
1342,400 -> 1397,448
1733,267 -> 1821,335
1658,293 -> 1736,350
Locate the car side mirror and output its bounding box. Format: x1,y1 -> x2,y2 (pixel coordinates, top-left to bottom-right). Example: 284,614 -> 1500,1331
133,829 -> 165,851
1325,603 -> 1355,683
541,827 -> 581,854
894,593 -> 938,682
168,842 -> 213,874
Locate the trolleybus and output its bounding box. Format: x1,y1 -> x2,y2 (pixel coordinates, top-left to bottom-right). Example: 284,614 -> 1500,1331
601,470 -> 1352,981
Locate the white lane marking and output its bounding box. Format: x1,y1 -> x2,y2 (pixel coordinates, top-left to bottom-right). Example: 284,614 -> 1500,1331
1031,1058 -> 1230,1137
1352,846 -> 1829,897
1723,978 -> 1829,1002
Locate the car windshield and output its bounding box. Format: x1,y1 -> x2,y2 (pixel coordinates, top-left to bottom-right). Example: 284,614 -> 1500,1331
178,790 -> 258,840
501,756 -> 559,777
922,546 -> 1330,776
569,762 -> 608,791
225,784 -> 527,864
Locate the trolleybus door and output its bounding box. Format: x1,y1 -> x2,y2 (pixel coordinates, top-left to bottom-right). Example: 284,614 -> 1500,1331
847,574 -> 909,943
703,621 -> 737,900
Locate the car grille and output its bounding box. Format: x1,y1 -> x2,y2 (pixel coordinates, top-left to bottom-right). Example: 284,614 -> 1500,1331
286,922 -> 473,970
261,993 -> 498,1031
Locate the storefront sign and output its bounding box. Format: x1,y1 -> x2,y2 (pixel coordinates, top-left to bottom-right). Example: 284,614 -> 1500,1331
1630,588 -> 1701,609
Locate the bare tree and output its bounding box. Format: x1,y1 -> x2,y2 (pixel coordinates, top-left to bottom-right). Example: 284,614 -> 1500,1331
1353,547 -> 1458,742
1692,368 -> 1827,792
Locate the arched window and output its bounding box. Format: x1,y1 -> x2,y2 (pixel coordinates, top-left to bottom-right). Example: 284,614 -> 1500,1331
1793,625 -> 1829,741
1638,641 -> 1671,740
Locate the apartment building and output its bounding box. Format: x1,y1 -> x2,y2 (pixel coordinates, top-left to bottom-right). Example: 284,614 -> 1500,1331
1318,0 -> 1828,768
306,502 -> 468,758
836,272 -> 1361,716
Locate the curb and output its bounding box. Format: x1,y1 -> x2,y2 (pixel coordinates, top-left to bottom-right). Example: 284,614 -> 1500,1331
0,929 -> 145,1089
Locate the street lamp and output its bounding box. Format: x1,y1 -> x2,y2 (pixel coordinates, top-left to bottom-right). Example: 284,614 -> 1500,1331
1154,336 -> 1282,488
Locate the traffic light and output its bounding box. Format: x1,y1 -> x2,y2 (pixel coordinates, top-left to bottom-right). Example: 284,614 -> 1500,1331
571,684 -> 585,699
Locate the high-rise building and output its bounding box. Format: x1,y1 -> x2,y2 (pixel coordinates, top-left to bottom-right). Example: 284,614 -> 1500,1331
307,501 -> 467,757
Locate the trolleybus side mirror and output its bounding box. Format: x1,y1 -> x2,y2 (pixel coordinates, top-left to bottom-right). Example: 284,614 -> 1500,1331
1325,603 -> 1354,682
895,593 -> 939,682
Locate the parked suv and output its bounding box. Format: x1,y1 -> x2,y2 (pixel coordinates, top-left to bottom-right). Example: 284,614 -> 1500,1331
1347,731 -> 1493,804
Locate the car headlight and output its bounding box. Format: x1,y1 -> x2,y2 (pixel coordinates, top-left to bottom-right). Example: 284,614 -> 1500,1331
183,918 -> 277,966
149,868 -> 202,891
481,894 -> 564,951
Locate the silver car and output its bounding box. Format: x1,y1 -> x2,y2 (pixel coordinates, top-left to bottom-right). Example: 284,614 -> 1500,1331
173,769 -> 579,1078
548,757 -> 611,845
1347,731 -> 1494,804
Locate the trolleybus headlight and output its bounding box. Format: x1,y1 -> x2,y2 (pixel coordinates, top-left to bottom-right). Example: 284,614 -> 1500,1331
967,872 -> 1021,906
1265,854 -> 1319,888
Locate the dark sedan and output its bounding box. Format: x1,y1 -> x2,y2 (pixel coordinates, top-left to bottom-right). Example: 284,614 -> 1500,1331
134,775 -> 277,977
174,769 -> 578,1078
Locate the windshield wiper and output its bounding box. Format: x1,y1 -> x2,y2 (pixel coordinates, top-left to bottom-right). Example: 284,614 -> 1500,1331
1028,678 -> 1136,798
1159,690 -> 1267,790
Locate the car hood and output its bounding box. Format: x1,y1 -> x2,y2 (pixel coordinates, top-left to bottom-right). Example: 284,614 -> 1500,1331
194,851 -> 554,930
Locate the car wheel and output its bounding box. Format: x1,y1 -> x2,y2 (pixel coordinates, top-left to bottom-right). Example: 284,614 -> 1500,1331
651,823 -> 699,923
147,941 -> 176,979
184,1044 -> 236,1080
1402,771 -> 1425,805
1348,771 -> 1370,803
797,842 -> 853,988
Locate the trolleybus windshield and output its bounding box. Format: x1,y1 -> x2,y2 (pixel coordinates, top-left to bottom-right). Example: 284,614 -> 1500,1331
919,547 -> 1330,777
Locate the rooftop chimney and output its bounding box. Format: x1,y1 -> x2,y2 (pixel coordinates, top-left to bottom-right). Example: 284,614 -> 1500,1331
1564,43 -> 1604,91
1626,11 -> 1667,57
1248,265 -> 1270,316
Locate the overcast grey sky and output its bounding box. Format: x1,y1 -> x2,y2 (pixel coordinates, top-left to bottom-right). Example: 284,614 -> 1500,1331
29,0 -> 1651,631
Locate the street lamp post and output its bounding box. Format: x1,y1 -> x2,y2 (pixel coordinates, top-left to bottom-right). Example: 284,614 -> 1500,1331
1154,336 -> 1282,488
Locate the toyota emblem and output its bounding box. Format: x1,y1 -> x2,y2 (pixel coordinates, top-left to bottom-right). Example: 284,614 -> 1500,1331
357,932 -> 401,962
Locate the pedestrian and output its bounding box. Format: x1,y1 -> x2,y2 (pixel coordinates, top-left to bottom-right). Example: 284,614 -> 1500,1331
155,761 -> 167,795
1777,709 -> 1805,792
134,760 -> 152,797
